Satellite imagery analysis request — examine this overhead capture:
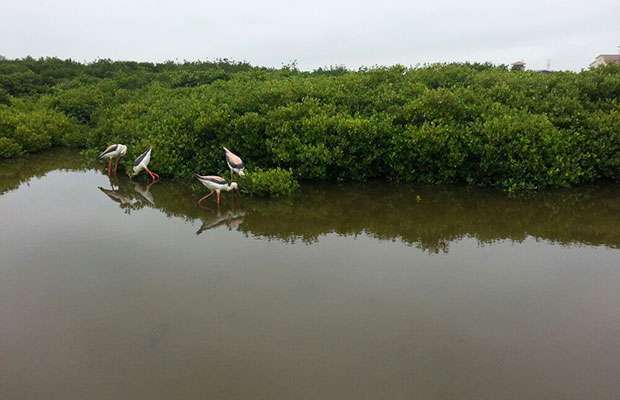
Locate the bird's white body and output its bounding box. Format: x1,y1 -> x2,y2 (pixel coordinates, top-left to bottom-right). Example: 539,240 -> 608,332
223,147 -> 245,177
132,148 -> 151,176
226,161 -> 245,176
195,174 -> 238,205
99,144 -> 127,160
196,175 -> 237,192
128,147 -> 159,181
98,144 -> 128,175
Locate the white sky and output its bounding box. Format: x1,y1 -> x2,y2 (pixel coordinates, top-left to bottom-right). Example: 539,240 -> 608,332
1,0 -> 619,71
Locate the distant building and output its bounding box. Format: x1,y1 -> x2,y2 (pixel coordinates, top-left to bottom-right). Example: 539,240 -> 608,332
511,61 -> 526,71
590,54 -> 620,68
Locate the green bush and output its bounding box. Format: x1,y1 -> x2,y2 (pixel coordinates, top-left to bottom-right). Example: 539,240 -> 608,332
51,84 -> 105,124
579,109 -> 620,180
0,103 -> 82,153
0,70 -> 46,96
168,69 -> 229,88
239,168 -> 299,197
0,87 -> 9,105
390,122 -> 472,184
0,137 -> 23,158
0,58 -> 619,190
476,112 -> 573,190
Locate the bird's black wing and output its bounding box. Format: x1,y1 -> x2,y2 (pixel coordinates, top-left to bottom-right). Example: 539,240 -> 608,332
134,148 -> 151,167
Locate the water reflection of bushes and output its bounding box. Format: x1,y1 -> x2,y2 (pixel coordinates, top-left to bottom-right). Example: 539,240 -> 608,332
0,149 -> 90,194
2,151 -> 619,253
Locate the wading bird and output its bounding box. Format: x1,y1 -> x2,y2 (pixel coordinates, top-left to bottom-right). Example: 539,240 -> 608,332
223,147 -> 245,179
98,144 -> 127,175
194,174 -> 238,206
128,147 -> 159,182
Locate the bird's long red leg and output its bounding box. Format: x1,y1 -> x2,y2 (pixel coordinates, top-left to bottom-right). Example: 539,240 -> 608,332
216,191 -> 221,206
198,191 -> 214,206
114,158 -> 119,175
107,159 -> 112,175
144,167 -> 159,182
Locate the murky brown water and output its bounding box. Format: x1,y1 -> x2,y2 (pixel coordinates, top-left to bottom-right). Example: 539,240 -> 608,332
1,150 -> 619,400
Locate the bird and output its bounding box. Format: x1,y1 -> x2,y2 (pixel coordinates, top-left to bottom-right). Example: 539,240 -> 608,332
98,144 -> 127,175
223,147 -> 245,180
194,174 -> 238,206
128,147 -> 159,182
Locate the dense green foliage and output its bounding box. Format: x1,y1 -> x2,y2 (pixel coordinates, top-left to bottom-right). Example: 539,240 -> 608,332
239,168 -> 299,197
1,57 -> 619,190
0,98 -> 84,158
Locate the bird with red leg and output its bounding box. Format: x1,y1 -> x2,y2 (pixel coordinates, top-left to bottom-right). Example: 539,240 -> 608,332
128,147 -> 159,182
98,144 -> 127,176
194,174 -> 238,207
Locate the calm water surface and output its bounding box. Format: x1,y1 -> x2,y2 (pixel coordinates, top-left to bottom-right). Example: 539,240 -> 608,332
1,150 -> 619,400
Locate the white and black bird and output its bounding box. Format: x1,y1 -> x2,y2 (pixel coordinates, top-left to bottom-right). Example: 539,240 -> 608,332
194,174 -> 238,206
223,147 -> 245,179
128,147 -> 159,182
98,144 -> 127,175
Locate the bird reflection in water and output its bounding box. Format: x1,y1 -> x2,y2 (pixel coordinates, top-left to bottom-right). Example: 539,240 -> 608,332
98,176 -> 157,214
133,181 -> 156,205
98,186 -> 139,214
196,207 -> 246,235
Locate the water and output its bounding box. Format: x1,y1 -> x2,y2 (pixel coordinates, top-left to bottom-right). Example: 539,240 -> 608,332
1,150 -> 619,400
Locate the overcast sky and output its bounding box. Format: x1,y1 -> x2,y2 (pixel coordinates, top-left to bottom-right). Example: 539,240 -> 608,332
1,0 -> 619,71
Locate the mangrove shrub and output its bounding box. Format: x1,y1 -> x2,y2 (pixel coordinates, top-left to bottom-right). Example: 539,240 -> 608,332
1,57 -> 619,190
239,168 -> 299,197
